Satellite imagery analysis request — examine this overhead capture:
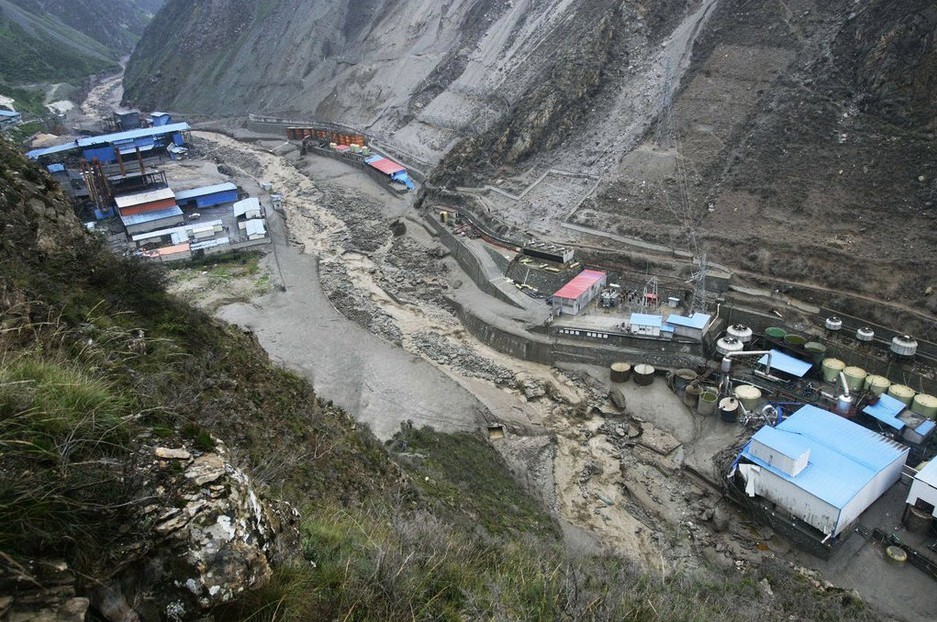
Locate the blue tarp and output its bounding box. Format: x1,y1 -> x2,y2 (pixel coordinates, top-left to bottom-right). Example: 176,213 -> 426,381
742,405 -> 908,509
862,394 -> 906,430
758,349 -> 812,378
391,171 -> 415,190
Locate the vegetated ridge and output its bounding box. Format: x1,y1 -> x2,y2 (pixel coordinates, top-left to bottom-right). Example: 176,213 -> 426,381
0,0 -> 164,85
0,136 -> 887,618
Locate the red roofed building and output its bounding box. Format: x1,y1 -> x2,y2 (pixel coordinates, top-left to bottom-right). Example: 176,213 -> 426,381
552,269 -> 607,315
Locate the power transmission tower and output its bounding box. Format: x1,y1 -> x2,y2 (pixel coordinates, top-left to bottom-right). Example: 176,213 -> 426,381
688,253 -> 708,314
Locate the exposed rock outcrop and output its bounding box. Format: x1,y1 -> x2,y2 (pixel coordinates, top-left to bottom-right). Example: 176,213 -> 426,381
1,441 -> 299,622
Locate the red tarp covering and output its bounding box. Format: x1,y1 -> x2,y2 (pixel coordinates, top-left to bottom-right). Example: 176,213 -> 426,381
553,269 -> 606,300
368,157 -> 406,175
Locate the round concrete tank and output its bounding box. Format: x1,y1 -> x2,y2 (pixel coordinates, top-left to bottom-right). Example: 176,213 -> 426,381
856,327 -> 875,342
610,362 -> 632,383
825,317 -> 843,332
887,384 -> 916,406
843,366 -> 867,392
715,337 -> 744,356
726,324 -> 753,344
864,375 -> 891,396
765,327 -> 787,340
911,394 -> 937,419
891,335 -> 918,358
719,397 -> 739,423
674,369 -> 697,394
684,383 -> 702,407
633,364 -> 655,386
821,358 -> 846,383
733,384 -> 762,411
804,341 -> 827,364
698,390 -> 718,416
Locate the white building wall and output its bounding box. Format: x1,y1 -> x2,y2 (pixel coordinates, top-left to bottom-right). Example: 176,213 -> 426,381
742,466 -> 839,535
837,452 -> 907,532
908,479 -> 937,517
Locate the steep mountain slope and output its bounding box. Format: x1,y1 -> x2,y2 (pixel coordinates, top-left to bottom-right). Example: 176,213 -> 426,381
125,0 -> 937,316
0,0 -> 163,84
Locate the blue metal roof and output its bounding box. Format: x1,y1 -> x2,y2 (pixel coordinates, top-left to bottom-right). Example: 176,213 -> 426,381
666,313 -> 711,330
862,394 -> 906,430
0,110 -> 19,118
758,349 -> 812,378
914,420 -> 936,436
120,206 -> 183,226
26,123 -> 190,159
174,182 -> 238,201
630,313 -> 662,327
742,405 -> 908,509
46,163 -> 65,173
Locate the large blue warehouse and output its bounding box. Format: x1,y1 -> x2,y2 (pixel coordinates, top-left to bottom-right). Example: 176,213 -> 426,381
25,123 -> 191,164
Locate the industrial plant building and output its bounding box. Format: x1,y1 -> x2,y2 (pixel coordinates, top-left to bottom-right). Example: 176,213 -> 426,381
25,123 -> 191,164
552,270 -> 607,315
734,405 -> 908,539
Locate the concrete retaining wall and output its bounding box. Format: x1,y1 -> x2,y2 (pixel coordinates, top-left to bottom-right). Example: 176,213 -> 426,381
426,216 -> 522,308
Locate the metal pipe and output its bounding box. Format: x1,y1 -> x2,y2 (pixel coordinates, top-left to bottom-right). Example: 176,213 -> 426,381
722,350 -> 773,376
838,371 -> 850,398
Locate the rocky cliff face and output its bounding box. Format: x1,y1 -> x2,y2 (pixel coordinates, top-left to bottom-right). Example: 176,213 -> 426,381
125,0 -> 936,308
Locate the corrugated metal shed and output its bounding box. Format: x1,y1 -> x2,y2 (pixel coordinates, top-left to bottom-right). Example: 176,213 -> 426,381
115,188 -> 176,210
863,394 -> 906,431
666,313 -> 711,329
26,123 -> 191,159
130,219 -> 224,243
366,156 -> 406,175
244,219 -> 267,239
743,405 -> 907,509
758,349 -> 812,377
120,206 -> 183,227
553,270 -> 606,299
233,197 -> 262,218
174,182 -> 238,201
629,313 -> 663,328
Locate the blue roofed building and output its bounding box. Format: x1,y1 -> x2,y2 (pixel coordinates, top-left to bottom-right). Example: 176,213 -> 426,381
629,313 -> 663,337
0,109 -> 21,131
174,182 -> 239,209
26,123 -> 191,163
734,405 -> 908,538
665,312 -> 712,341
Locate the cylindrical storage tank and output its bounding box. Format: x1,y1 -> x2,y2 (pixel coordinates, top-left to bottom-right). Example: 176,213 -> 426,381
891,335 -> 918,358
906,505 -> 933,534
734,385 -> 762,411
715,337 -> 744,356
784,334 -> 806,348
856,327 -> 875,342
610,362 -> 632,383
825,317 -> 843,332
684,383 -> 702,408
726,324 -> 753,344
843,366 -> 867,392
633,364 -> 655,386
804,342 -> 827,364
911,394 -> 937,419
765,327 -> 787,340
821,358 -> 846,383
888,384 -> 916,406
674,369 -> 697,394
836,393 -> 854,416
864,375 -> 891,396
698,390 -> 718,416
719,397 -> 739,423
